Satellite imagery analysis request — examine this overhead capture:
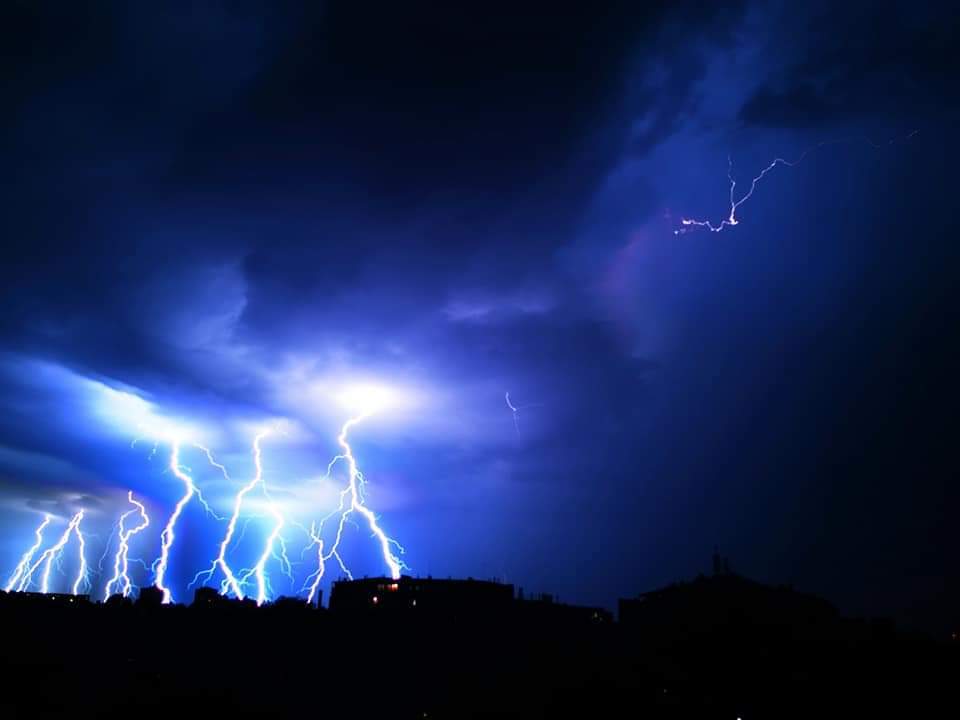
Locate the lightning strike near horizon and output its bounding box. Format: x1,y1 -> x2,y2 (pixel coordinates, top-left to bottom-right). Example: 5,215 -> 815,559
248,494 -> 284,606
145,434 -> 235,603
153,442 -> 197,604
301,521 -> 326,605
16,510 -> 85,594
104,492 -> 150,599
4,515 -> 52,592
237,443 -> 294,605
306,405 -> 406,589
191,431 -> 273,601
70,517 -> 89,596
676,132 -> 918,235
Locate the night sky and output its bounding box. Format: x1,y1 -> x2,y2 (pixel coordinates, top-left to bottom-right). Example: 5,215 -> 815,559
2,1 -> 958,632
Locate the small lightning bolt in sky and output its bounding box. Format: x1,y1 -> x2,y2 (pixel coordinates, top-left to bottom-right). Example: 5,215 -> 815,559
16,510 -> 85,594
506,392 -> 521,435
505,391 -> 540,437
4,514 -> 52,592
104,491 -> 150,599
676,132 -> 919,235
305,410 -> 406,589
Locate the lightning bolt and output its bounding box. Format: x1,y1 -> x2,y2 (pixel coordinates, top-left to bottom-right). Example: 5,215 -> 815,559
234,433 -> 297,605
232,514 -> 261,550
17,510 -> 85,594
301,521 -> 325,605
97,523 -> 120,576
70,517 -> 89,596
4,515 -> 51,592
104,492 -> 150,599
676,132 -> 919,235
149,435 -> 236,603
153,442 -> 197,604
134,434 -> 223,519
505,391 -> 540,436
505,392 -> 521,435
247,493 -> 284,606
191,431 -> 272,601
304,413 -> 406,594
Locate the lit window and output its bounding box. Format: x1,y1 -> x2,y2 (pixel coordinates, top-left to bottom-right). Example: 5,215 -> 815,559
389,583 -> 399,591
372,596 -> 379,604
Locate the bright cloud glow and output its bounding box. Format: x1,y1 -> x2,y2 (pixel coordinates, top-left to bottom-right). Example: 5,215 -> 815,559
301,377 -> 422,422
335,383 -> 404,416
92,384 -> 206,444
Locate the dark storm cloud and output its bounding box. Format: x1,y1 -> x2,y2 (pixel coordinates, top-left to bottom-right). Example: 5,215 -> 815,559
2,0 -> 704,389
24,493 -> 106,519
1,1 -> 296,398
0,446 -> 100,511
1,1 -> 957,631
2,0 -> 735,521
739,2 -> 958,128
0,0 -> 749,421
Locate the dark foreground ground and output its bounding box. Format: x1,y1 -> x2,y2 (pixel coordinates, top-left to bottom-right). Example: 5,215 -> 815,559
0,594 -> 955,719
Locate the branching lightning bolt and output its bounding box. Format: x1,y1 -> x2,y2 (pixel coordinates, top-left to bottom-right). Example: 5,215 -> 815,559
676,132 -> 918,235
104,492 -> 150,599
245,497 -> 284,606
191,431 -> 274,601
304,413 -> 406,596
193,444 -> 231,484
301,521 -> 326,605
505,391 -> 540,437
70,518 -> 89,596
677,153 -> 797,234
97,524 -> 119,577
153,442 -> 197,604
9,397 -> 412,604
16,510 -> 85,594
506,392 -> 521,435
232,514 -> 261,551
149,436 -> 238,603
4,515 -> 51,592
236,436 -> 295,606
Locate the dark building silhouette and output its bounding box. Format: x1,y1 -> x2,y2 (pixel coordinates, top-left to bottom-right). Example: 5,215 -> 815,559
329,575 -> 514,616
104,592 -> 132,608
329,576 -> 612,626
136,585 -> 164,608
712,545 -> 733,576
193,586 -> 228,608
619,572 -> 839,632
517,591 -> 613,625
271,595 -> 317,612
11,591 -> 90,606
192,587 -> 262,612
0,573 -> 950,718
